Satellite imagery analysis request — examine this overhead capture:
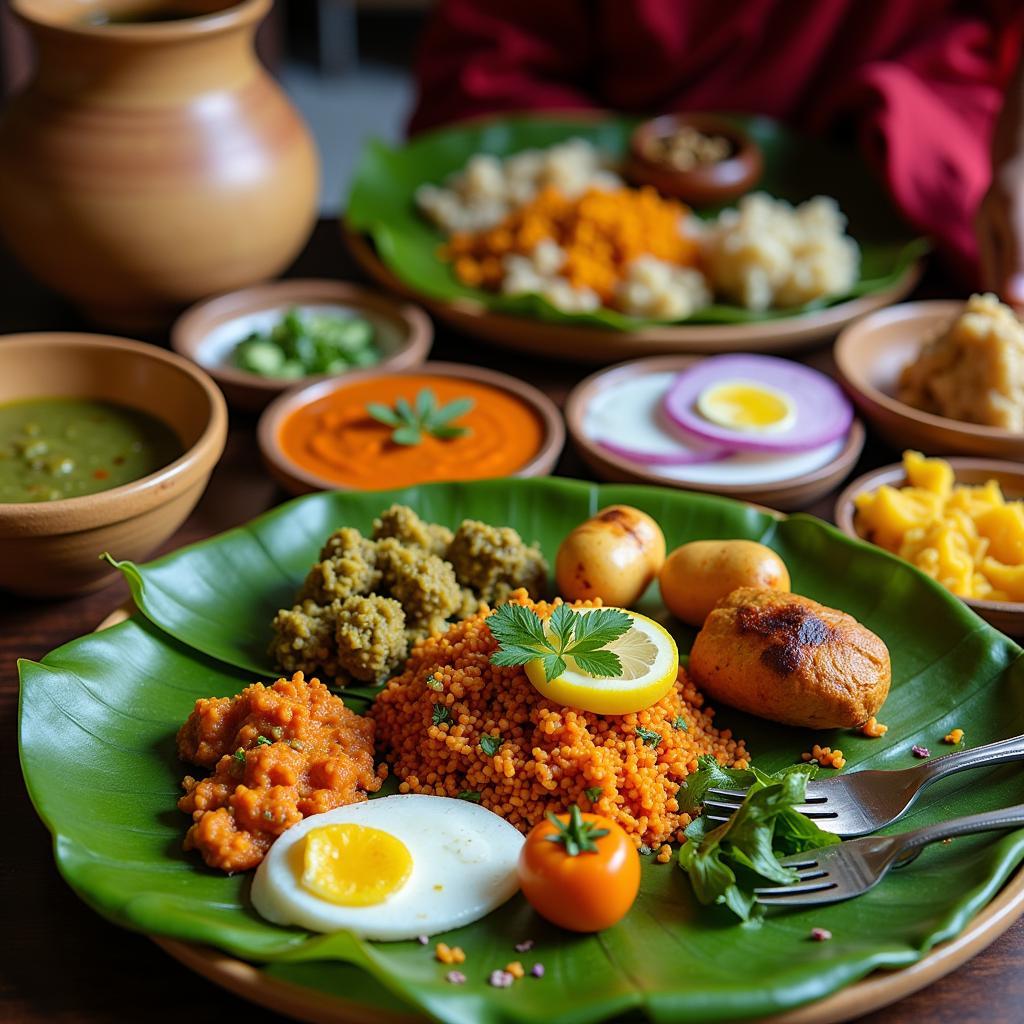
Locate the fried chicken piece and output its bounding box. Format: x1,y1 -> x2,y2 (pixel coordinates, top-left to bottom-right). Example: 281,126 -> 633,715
374,536 -> 462,635
689,588 -> 890,728
445,520 -> 547,604
372,504 -> 453,556
333,594 -> 409,682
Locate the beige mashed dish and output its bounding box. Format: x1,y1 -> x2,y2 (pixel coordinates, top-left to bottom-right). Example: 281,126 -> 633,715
898,293 -> 1024,430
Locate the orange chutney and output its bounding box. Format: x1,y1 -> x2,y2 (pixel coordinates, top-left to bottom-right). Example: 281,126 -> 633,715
278,374 -> 545,489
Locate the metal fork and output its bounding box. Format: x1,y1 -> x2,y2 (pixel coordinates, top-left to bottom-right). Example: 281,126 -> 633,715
754,803 -> 1024,906
703,733 -> 1024,837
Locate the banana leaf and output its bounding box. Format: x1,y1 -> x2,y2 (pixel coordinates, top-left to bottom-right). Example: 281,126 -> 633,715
19,478 -> 1024,1024
345,114 -> 928,329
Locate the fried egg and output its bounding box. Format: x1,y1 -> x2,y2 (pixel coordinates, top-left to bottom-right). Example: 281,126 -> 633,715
250,794 -> 524,940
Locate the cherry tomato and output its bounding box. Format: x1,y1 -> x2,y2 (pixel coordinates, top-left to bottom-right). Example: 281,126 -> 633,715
518,806 -> 641,932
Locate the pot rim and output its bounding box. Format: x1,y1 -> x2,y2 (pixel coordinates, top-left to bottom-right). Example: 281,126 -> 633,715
10,0 -> 270,42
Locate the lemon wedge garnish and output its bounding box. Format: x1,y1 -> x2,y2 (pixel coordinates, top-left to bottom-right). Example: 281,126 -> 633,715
524,609 -> 679,715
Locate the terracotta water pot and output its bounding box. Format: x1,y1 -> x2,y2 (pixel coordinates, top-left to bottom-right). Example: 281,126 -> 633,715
0,0 -> 319,330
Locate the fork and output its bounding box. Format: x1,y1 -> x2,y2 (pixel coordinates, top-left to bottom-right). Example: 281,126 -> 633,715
703,733 -> 1024,837
754,803 -> 1024,906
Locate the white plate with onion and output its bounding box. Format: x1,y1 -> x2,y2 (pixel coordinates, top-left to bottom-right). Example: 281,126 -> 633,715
565,354 -> 865,511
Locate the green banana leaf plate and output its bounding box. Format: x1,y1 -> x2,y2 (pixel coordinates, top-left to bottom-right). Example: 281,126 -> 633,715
19,478 -> 1024,1024
344,114 -> 927,340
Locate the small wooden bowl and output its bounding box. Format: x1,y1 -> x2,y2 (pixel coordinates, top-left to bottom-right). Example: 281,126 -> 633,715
565,355 -> 864,511
0,333 -> 227,597
257,361 -> 565,496
171,279 -> 433,412
834,459 -> 1024,637
625,113 -> 763,205
834,300 -> 1024,460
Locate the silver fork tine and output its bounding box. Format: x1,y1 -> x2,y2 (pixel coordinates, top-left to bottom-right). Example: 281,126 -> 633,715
701,799 -> 839,818
706,785 -> 830,805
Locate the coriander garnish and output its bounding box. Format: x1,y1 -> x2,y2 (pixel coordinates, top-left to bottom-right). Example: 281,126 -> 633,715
256,735 -> 273,746
635,726 -> 662,748
545,805 -> 609,857
426,673 -> 444,692
480,733 -> 502,757
233,748 -> 247,765
458,790 -> 482,803
432,703 -> 452,726
585,786 -> 603,803
671,716 -> 688,732
488,603 -> 632,682
367,389 -> 474,446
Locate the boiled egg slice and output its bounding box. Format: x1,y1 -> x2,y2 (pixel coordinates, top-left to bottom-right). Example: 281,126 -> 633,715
696,379 -> 796,435
251,794 -> 524,940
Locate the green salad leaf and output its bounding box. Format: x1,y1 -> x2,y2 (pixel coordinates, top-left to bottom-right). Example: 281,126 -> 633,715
678,757 -> 841,921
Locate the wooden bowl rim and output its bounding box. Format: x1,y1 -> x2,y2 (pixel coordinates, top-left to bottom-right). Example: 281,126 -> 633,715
834,299 -> 1024,444
170,279 -> 434,398
256,360 -> 566,495
564,354 -> 865,498
0,332 -> 227,533
834,457 -> 1024,617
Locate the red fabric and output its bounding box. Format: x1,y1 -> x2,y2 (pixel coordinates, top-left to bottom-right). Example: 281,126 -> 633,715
409,0 -> 1024,281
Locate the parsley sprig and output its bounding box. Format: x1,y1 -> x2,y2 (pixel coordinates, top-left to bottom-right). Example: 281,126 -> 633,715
367,388 -> 474,446
488,603 -> 632,681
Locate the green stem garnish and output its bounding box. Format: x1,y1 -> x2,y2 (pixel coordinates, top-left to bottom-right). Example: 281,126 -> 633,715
488,603 -> 632,681
480,733 -> 502,756
431,703 -> 451,726
545,804 -> 609,856
367,388 -> 474,446
635,726 -> 662,748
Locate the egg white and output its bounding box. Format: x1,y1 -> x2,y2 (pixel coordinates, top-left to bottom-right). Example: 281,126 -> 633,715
250,794 -> 525,940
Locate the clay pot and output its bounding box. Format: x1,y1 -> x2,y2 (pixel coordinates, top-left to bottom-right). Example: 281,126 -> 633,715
0,0 -> 319,330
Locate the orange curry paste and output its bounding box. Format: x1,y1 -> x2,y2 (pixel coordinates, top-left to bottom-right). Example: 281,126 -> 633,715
177,672 -> 383,872
277,374 -> 545,490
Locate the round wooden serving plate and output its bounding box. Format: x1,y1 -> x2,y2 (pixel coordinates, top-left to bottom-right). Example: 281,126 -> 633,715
93,584 -> 1024,1024
564,355 -> 865,511
343,226 -> 922,364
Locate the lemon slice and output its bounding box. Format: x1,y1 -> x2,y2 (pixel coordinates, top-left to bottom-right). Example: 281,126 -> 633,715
524,609 -> 679,715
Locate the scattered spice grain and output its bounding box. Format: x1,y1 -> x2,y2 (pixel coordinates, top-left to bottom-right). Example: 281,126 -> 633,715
943,728 -> 964,745
859,717 -> 888,738
800,744 -> 846,769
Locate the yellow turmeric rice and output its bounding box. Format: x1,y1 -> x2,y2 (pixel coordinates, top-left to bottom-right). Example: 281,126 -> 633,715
371,592 -> 749,848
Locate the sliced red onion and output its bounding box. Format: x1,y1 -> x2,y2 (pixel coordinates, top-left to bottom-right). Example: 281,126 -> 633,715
663,354 -> 853,454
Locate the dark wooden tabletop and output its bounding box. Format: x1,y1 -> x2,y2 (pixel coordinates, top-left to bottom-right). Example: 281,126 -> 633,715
1,221 -> 1020,1024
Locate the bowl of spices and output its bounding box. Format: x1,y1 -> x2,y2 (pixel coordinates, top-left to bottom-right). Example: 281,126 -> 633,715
0,333 -> 227,596
626,113 -> 763,205
172,279 -> 433,411
258,362 -> 565,495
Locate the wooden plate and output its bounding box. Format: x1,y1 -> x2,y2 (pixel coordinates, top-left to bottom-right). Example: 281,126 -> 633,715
564,355 -> 865,511
343,226 -> 922,363
834,458 -> 1024,638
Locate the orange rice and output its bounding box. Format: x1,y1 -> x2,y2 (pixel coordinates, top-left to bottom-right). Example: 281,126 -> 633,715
371,592 -> 749,848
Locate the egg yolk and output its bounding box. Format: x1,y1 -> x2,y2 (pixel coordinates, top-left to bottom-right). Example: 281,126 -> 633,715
297,824 -> 413,906
696,380 -> 795,433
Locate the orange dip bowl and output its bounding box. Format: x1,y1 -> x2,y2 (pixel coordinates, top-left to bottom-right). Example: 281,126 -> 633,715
257,362 -> 565,495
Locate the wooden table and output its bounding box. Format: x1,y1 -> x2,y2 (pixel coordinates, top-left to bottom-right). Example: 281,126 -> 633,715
2,222 -> 1021,1024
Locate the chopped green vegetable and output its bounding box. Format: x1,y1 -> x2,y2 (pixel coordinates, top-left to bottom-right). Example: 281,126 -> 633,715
231,306 -> 379,379
233,748 -> 246,766
458,790 -> 482,803
635,726 -> 662,748
671,716 -> 688,731
585,786 -> 603,803
367,388 -> 475,446
256,735 -> 272,747
426,673 -> 444,692
545,805 -> 609,856
431,703 -> 451,726
677,757 -> 841,921
488,603 -> 632,681
480,733 -> 502,757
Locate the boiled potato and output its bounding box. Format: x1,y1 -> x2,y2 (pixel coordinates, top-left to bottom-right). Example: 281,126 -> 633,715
659,540 -> 790,627
556,505 -> 666,607
689,588 -> 890,728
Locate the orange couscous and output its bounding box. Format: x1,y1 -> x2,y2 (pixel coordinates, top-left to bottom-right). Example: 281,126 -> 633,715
859,716 -> 889,738
801,743 -> 847,770
371,591 -> 749,849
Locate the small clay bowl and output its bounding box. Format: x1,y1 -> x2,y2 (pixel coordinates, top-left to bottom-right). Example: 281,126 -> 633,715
835,300 -> 1024,461
171,279 -> 433,412
258,361 -> 565,496
0,333 -> 227,597
565,355 -> 864,512
625,113 -> 763,205
835,459 -> 1024,637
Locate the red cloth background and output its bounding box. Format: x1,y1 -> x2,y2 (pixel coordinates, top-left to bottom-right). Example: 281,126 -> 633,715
409,0 -> 1024,282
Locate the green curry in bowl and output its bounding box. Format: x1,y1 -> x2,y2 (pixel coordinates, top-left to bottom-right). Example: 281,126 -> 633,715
0,396 -> 182,503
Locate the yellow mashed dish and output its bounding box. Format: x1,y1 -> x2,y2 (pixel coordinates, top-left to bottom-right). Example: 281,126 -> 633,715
898,293 -> 1024,431
855,451 -> 1024,601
